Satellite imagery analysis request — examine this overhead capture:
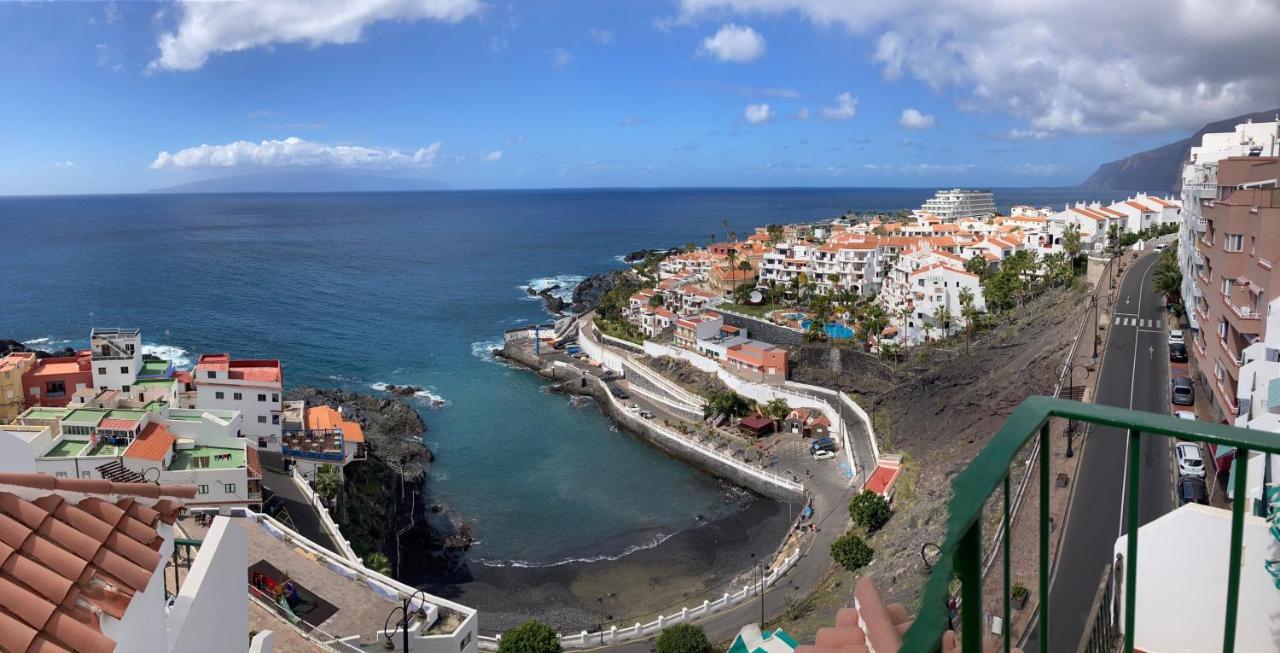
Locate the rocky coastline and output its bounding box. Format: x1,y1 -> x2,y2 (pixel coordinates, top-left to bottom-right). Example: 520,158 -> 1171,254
284,387 -> 473,583
0,339 -> 75,358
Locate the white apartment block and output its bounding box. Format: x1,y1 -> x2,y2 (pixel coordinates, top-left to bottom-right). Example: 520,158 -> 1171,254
1179,119 -> 1280,332
758,241 -> 816,289
916,188 -> 996,221
194,354 -> 283,447
90,327 -> 143,392
880,247 -> 985,345
812,236 -> 882,296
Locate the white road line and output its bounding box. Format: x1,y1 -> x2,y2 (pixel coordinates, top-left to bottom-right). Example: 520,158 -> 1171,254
1137,329 -> 1164,334
1118,257 -> 1157,539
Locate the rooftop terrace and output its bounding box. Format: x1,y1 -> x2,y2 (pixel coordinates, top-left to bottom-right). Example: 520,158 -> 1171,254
170,445 -> 245,470
43,439 -> 88,458
139,359 -> 171,376
63,408 -> 108,423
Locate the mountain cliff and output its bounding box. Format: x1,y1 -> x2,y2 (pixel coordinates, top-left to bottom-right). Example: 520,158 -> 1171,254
1079,107 -> 1279,192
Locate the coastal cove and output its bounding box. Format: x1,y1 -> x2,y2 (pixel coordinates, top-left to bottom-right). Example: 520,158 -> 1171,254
0,188 -> 1135,633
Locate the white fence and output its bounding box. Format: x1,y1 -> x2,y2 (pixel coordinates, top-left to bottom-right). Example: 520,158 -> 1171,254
290,466 -> 361,563
477,545 -> 804,651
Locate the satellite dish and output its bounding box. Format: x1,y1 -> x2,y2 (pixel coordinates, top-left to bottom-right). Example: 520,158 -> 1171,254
748,290 -> 764,305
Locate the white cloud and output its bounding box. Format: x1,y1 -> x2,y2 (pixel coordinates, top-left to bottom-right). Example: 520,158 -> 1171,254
727,85 -> 800,99
863,162 -> 975,175
744,103 -> 774,124
149,137 -> 442,170
679,0 -> 1280,135
550,47 -> 573,68
54,161 -> 75,168
899,108 -> 935,129
820,92 -> 857,120
96,44 -> 124,72
482,150 -> 503,162
150,0 -> 482,71
1009,163 -> 1071,176
619,116 -> 650,127
699,24 -> 765,63
789,107 -> 811,121
1004,128 -> 1054,141
103,2 -> 121,25
589,28 -> 615,45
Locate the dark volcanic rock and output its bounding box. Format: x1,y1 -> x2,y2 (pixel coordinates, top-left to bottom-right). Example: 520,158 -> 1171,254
1080,107 -> 1280,191
569,271 -> 621,314
382,384 -> 423,397
0,339 -> 75,359
622,247 -> 678,263
284,387 -> 471,583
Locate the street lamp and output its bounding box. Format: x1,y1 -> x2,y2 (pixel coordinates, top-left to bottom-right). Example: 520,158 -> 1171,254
383,589 -> 428,651
1088,294 -> 1099,365
597,593 -> 614,646
1060,361 -> 1081,458
749,553 -> 767,626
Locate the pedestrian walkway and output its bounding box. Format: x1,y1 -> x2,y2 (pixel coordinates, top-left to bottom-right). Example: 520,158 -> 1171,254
1112,315 -> 1163,329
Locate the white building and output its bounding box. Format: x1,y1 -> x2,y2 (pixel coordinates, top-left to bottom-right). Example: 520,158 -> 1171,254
812,235 -> 882,297
1113,503 -> 1275,653
1179,119 -> 1280,332
758,241 -> 816,289
916,188 -> 996,221
193,354 -> 283,447
0,472 -> 267,653
90,328 -> 143,393
880,247 -> 985,345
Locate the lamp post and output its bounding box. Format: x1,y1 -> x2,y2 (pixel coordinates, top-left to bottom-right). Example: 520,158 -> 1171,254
384,589 -> 428,651
1061,361 -> 1080,458
597,593 -> 614,645
1088,294 -> 1099,366
749,553 -> 767,626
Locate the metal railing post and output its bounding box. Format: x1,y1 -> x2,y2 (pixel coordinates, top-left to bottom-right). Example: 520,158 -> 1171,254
958,520 -> 983,653
1222,447 -> 1250,652
1124,429 -> 1141,652
1003,473 -> 1012,653
1039,423 -> 1050,653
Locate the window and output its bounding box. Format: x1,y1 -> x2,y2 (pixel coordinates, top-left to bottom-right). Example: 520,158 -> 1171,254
215,391 -> 225,399
258,393 -> 267,402
257,415 -> 267,424
271,393 -> 279,402
197,484 -> 209,495
233,392 -> 243,401
1221,277 -> 1232,296
1225,234 -> 1243,252
207,371 -> 216,379
55,472 -> 67,478
224,483 -> 236,494
121,385 -> 129,393
272,415 -> 279,425
97,367 -> 106,375
46,381 -> 66,396
81,471 -> 90,478
119,366 -> 128,374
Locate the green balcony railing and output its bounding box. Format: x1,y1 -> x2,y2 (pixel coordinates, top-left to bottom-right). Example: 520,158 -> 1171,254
899,395 -> 1280,653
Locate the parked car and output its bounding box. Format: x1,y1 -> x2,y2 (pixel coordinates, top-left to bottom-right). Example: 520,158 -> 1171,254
1154,243 -> 1168,253
1169,342 -> 1188,362
1171,377 -> 1194,405
628,403 -> 642,413
1168,329 -> 1184,345
810,437 -> 837,454
639,410 -> 654,419
1177,476 -> 1208,505
1175,442 -> 1206,478
812,450 -> 837,461
610,387 -> 630,400
1174,410 -> 1197,420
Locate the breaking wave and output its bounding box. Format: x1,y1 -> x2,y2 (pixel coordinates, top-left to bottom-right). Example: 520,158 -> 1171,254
474,531 -> 677,568
142,343 -> 192,369
518,274 -> 584,303
369,382 -> 449,408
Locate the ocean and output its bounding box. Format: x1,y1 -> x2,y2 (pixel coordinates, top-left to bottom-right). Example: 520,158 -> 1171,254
0,187 -> 1131,570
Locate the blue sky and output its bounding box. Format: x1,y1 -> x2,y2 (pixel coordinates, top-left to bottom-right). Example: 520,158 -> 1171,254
2,0 -> 1276,195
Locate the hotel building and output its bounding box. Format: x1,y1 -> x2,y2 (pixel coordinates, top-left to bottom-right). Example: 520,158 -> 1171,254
916,188 -> 996,221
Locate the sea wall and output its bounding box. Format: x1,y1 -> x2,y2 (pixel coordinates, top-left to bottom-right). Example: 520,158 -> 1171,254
496,339 -> 804,502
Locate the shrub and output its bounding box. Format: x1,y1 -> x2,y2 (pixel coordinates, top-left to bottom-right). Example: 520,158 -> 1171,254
830,532 -> 874,572
655,624 -> 712,653
499,620 -> 560,653
848,490 -> 892,533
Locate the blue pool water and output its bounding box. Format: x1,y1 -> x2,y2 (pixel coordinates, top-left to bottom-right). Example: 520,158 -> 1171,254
0,187 -> 1130,565
801,320 -> 855,339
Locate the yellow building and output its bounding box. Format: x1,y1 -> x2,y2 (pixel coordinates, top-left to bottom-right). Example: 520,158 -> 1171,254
0,352 -> 36,421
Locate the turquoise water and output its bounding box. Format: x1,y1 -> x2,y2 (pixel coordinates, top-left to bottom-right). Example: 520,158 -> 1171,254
0,187 -> 1131,566
801,320 -> 855,339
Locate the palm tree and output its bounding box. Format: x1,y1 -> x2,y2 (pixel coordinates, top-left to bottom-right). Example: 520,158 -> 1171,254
722,218 -> 731,242
1153,251 -> 1182,301
315,465 -> 343,510
959,287 -> 978,353
364,552 -> 392,576
933,305 -> 954,341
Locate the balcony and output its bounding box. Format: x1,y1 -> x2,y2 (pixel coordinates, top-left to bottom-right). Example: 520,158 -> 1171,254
901,396 -> 1277,653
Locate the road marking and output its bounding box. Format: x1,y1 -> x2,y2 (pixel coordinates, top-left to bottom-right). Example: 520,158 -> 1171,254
1138,329 -> 1164,335
1118,256 -> 1157,539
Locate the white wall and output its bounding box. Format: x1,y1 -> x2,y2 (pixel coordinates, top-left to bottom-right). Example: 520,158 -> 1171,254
0,430 -> 38,473
161,466 -> 251,505
195,384 -> 281,440
1114,504 -> 1278,652
168,517 -> 252,653
101,525 -> 174,653
167,411 -> 244,443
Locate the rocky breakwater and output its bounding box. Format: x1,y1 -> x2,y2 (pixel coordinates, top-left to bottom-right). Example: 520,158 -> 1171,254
285,387 -> 472,583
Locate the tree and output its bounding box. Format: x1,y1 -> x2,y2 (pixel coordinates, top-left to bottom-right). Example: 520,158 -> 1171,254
738,259 -> 753,272
767,223 -> 783,244
1106,224 -> 1124,257
499,620 -> 560,653
648,292 -> 665,308
830,532 -> 874,572
704,391 -> 754,419
722,218 -> 731,242
315,465 -> 342,504
933,304 -> 953,340
958,287 -> 979,353
849,490 -> 892,532
1062,223 -> 1082,261
871,225 -> 888,236
763,398 -> 790,428
965,255 -> 988,278
1153,250 -> 1182,300
656,624 -> 712,653
363,552 -> 391,576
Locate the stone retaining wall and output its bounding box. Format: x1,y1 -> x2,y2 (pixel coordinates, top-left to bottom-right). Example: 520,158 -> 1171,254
718,310 -> 805,347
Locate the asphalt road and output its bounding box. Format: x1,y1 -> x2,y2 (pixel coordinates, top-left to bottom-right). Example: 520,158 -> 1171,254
1025,254 -> 1176,652
257,450 -> 342,554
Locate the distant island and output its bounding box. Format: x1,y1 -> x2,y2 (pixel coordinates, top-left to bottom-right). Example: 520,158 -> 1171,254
150,170 -> 451,194
1079,106 -> 1279,192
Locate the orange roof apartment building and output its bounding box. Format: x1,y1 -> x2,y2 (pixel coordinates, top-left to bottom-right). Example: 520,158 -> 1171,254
1189,157 -> 1280,420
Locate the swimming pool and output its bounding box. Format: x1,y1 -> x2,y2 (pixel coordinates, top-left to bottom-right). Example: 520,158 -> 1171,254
781,312 -> 807,321
801,321 -> 854,339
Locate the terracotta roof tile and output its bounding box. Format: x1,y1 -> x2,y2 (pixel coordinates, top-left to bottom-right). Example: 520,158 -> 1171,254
123,422 -> 176,462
